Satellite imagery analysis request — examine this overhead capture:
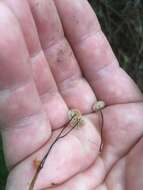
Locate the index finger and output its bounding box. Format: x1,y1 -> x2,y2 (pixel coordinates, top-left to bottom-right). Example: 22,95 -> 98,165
54,0 -> 143,104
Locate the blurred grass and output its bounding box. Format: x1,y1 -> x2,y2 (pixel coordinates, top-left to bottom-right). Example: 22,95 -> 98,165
0,135 -> 8,190
89,0 -> 143,91
0,1 -> 143,189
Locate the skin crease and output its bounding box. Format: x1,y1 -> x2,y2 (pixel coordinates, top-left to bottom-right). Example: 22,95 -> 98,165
0,0 -> 142,189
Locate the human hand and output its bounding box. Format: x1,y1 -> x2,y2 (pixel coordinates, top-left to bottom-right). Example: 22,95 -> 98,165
0,0 -> 143,189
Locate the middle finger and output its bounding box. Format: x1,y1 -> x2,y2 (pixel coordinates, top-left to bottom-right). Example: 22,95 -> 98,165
28,0 -> 96,113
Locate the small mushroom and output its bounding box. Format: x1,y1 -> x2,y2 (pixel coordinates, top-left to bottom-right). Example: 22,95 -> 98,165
68,109 -> 84,128
92,101 -> 105,112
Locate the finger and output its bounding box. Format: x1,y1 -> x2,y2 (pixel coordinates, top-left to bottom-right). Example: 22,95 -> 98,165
5,0 -> 68,129
105,138 -> 143,190
0,3 -> 51,167
105,158 -> 126,190
101,103 -> 143,172
44,157 -> 105,190
6,119 -> 100,189
28,0 -> 96,113
54,0 -> 143,104
126,137 -> 143,190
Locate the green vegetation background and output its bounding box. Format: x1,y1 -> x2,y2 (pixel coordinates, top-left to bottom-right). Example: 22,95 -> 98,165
0,1 -> 143,189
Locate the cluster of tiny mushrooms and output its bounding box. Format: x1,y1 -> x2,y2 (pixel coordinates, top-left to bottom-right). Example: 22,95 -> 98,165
29,100 -> 106,190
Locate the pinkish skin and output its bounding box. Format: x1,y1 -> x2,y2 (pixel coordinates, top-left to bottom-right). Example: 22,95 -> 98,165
0,0 -> 142,190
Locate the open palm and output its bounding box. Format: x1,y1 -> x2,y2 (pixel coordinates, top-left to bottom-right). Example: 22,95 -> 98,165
0,0 -> 143,190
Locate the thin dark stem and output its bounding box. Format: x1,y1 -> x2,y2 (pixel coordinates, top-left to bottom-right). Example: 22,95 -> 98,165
59,124 -> 78,139
28,167 -> 41,190
99,110 -> 104,152
29,115 -> 79,190
40,119 -> 79,169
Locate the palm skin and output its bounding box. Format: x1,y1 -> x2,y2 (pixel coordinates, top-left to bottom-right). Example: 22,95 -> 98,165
0,0 -> 143,190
